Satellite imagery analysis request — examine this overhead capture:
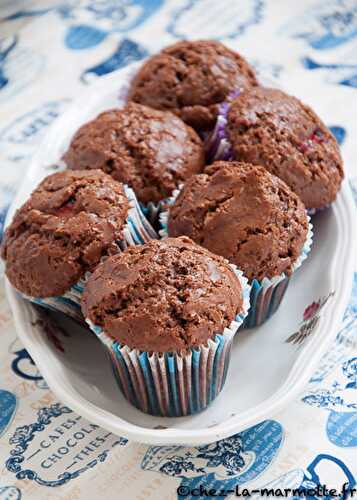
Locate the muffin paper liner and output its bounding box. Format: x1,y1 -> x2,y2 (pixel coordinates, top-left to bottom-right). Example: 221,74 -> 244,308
159,188 -> 313,329
205,91 -> 240,162
307,205 -> 331,216
243,217 -> 313,327
26,295 -> 85,323
25,185 -> 158,321
141,199 -> 169,230
85,266 -> 251,417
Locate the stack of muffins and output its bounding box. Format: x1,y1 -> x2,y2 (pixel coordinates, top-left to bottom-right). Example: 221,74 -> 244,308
2,40 -> 343,417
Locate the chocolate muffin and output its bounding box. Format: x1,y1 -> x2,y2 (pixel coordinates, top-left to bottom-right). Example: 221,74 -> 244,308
225,87 -> 344,209
2,170 -> 129,298
82,236 -> 243,352
167,162 -> 309,282
63,103 -> 205,205
128,40 -> 258,131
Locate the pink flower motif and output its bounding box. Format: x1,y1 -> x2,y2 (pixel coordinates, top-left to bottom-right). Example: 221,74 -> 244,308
303,301 -> 320,321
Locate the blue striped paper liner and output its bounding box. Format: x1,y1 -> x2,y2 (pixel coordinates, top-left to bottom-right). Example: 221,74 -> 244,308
24,185 -> 157,321
26,295 -> 84,323
242,219 -> 313,327
85,266 -> 251,417
159,189 -> 313,329
141,199 -> 168,229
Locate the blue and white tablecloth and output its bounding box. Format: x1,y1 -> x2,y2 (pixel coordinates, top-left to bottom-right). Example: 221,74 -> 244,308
0,1 -> 357,498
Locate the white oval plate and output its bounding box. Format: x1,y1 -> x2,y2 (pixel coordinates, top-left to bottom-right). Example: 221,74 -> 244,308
4,63 -> 357,445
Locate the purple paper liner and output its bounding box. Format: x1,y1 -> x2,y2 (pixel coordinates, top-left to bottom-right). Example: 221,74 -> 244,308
86,266 -> 251,417
205,90 -> 240,163
24,186 -> 158,321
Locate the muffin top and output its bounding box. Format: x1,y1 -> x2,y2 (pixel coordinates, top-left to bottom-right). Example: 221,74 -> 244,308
128,40 -> 258,131
63,103 -> 205,205
168,162 -> 309,281
2,170 -> 129,298
82,236 -> 243,352
226,87 -> 344,209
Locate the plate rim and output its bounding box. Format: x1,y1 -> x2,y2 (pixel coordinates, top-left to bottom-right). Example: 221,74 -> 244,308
4,64 -> 357,445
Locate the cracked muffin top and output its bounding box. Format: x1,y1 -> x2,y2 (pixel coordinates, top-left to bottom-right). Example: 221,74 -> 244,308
63,102 -> 205,205
167,162 -> 309,282
226,87 -> 344,209
128,40 -> 258,131
81,236 -> 243,352
1,170 -> 129,297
